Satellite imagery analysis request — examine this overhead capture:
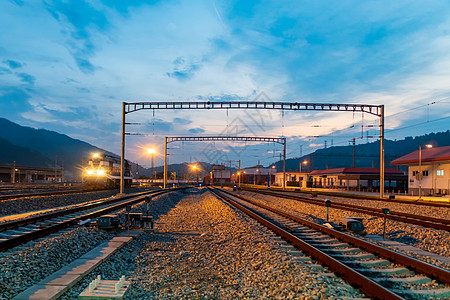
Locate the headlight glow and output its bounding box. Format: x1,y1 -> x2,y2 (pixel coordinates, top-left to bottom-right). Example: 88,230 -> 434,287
87,170 -> 94,175
97,169 -> 105,176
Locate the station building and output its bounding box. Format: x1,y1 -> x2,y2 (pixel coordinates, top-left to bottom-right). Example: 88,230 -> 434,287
391,145 -> 450,196
274,171 -> 310,188
0,164 -> 64,184
308,167 -> 407,192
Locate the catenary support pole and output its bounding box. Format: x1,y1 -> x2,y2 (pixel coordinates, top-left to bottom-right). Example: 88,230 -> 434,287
283,138 -> 286,191
380,105 -> 385,199
163,137 -> 167,189
120,102 -> 126,194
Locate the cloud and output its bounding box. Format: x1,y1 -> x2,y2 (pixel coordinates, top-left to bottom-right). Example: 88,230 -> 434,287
0,87 -> 33,116
167,57 -> 202,81
173,117 -> 192,125
17,73 -> 35,85
44,0 -> 110,74
3,59 -> 22,69
189,128 -> 205,134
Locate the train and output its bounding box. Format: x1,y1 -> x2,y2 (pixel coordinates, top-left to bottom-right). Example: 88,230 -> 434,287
82,153 -> 133,189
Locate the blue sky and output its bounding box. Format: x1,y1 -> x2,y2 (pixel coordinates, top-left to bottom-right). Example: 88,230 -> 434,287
1,0 -> 450,169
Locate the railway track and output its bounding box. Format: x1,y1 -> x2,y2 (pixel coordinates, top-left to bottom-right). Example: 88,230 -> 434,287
0,188 -> 183,252
0,188 -> 104,201
243,188 -> 450,231
210,187 -> 450,299
250,187 -> 450,208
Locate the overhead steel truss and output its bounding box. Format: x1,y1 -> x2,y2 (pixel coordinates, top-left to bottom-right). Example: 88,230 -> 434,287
121,101 -> 385,199
124,101 -> 383,117
166,136 -> 286,144
163,136 -> 287,189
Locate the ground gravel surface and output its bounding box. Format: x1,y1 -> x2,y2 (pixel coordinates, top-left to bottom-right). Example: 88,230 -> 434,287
62,188 -> 364,299
241,191 -> 450,270
0,227 -> 112,299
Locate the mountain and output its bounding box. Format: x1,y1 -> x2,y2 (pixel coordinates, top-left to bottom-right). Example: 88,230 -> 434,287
1,117 -> 449,180
0,118 -> 105,180
0,136 -> 54,167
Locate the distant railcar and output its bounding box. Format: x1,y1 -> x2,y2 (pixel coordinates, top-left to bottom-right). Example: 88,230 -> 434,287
82,153 -> 133,189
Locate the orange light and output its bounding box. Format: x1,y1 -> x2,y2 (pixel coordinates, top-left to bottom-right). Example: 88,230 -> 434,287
425,144 -> 433,148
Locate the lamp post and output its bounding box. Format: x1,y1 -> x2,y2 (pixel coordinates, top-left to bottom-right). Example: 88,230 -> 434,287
269,166 -> 275,188
418,144 -> 432,199
192,165 -> 198,185
301,160 -> 308,172
255,169 -> 259,185
237,171 -> 241,188
147,149 -> 156,181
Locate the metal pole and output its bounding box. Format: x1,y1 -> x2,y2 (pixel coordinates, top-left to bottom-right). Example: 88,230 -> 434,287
238,160 -> 241,188
269,167 -> 271,188
283,138 -> 286,191
120,102 -> 126,194
151,153 -> 154,180
419,146 -> 422,200
54,156 -> 57,183
380,105 -> 385,199
12,161 -> 15,184
163,137 -> 167,189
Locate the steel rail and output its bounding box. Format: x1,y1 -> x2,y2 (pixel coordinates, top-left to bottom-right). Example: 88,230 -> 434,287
209,188 -> 405,300
0,189 -> 104,201
0,188 -> 184,252
255,186 -> 450,208
0,190 -> 157,232
245,189 -> 450,231
220,188 -> 450,285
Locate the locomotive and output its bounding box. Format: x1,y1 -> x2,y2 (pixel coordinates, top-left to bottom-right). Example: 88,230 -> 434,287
82,153 -> 133,189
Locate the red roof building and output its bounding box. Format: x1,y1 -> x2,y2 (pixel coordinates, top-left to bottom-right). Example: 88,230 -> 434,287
391,146 -> 450,196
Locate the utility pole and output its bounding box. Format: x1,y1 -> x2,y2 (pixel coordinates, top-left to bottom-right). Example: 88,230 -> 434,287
12,161 -> 16,184
352,138 -> 356,168
238,160 -> 241,188
120,102 -> 126,194
283,138 -> 286,191
380,105 -> 385,199
164,137 -> 168,189
54,156 -> 57,183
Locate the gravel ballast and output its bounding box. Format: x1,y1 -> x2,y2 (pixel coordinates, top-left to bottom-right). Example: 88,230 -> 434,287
0,227 -> 112,299
240,190 -> 450,269
62,188 -> 364,299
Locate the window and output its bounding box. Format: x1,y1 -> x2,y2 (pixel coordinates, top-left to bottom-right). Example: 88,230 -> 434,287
423,170 -> 428,176
437,170 -> 444,176
412,171 -> 418,176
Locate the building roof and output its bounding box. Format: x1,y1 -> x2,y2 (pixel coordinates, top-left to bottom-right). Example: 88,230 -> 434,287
309,167 -> 403,176
274,171 -> 309,175
391,146 -> 450,165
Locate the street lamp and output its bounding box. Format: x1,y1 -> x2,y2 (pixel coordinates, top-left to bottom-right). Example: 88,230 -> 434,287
255,169 -> 259,185
268,166 -> 275,188
301,160 -> 308,172
192,165 -> 198,184
418,144 -> 432,199
237,171 -> 241,188
147,149 -> 156,180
